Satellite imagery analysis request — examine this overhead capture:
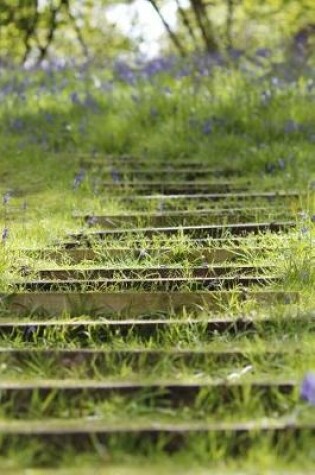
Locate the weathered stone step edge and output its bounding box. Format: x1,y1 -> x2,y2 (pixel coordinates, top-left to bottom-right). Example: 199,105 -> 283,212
74,210 -> 293,228
123,191 -> 301,202
1,315 -> 307,338
0,291 -> 299,316
0,380 -> 298,409
68,221 -> 295,241
32,265 -> 276,280
12,247 -> 278,263
0,419 -> 312,437
11,276 -> 281,292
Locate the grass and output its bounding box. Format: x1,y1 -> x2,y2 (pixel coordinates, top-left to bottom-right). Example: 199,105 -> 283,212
0,56 -> 314,470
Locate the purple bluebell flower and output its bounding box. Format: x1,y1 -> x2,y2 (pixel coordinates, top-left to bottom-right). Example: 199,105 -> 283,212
11,118 -> 24,131
202,120 -> 212,135
83,94 -> 98,111
255,48 -> 271,59
73,169 -> 85,190
115,61 -> 135,84
2,227 -> 9,243
143,56 -> 175,78
227,48 -> 243,61
110,168 -> 121,184
284,120 -> 299,134
70,92 -> 80,105
300,373 -> 315,404
3,192 -> 11,206
23,325 -> 37,342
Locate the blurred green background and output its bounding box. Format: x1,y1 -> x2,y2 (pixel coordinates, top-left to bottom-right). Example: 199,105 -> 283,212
0,0 -> 314,65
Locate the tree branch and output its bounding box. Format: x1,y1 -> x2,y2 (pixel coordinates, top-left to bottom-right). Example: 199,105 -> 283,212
22,2 -> 39,63
226,0 -> 234,49
190,0 -> 218,52
63,0 -> 89,59
175,0 -> 198,47
147,0 -> 186,56
36,2 -> 61,64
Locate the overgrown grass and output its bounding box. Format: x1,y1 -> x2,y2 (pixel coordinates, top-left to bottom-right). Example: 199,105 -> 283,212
0,58 -> 314,470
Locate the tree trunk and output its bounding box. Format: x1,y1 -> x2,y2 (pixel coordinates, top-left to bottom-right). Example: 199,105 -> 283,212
175,0 -> 198,47
190,0 -> 218,52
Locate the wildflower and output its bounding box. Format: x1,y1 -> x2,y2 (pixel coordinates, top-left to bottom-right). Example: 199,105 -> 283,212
110,169 -> 121,184
2,192 -> 11,206
228,48 -> 243,61
300,373 -> 315,404
255,48 -> 271,58
73,169 -> 85,190
202,119 -> 212,135
83,94 -> 98,111
115,60 -> 135,84
265,162 -> 276,175
284,120 -> 299,134
11,118 -> 24,131
143,57 -> 174,78
70,92 -> 80,105
2,227 -> 9,243
23,325 -> 37,342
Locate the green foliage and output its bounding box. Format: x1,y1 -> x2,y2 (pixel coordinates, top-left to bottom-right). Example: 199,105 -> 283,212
0,0 -> 132,64
173,0 -> 315,53
1,0 -> 314,62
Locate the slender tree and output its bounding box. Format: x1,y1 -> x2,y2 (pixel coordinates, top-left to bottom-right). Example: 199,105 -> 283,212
146,0 -> 186,56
